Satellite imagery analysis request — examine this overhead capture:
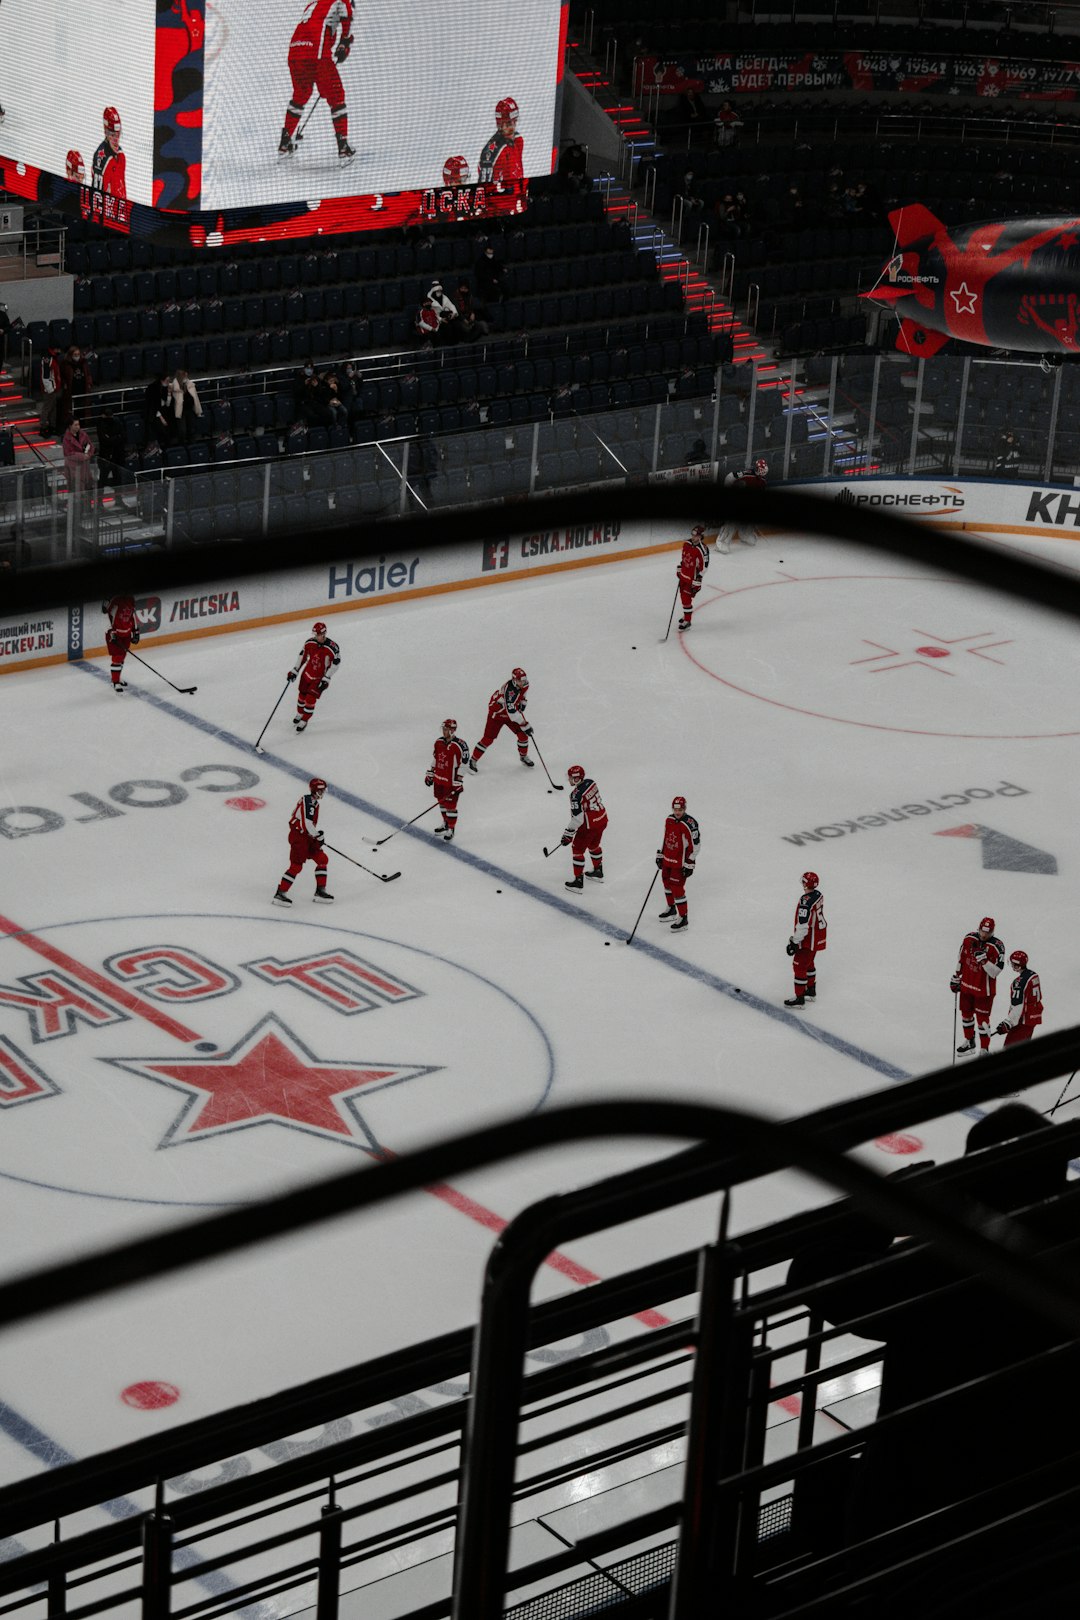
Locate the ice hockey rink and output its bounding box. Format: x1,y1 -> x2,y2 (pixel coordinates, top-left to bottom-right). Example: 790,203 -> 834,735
0,514 -> 1077,1591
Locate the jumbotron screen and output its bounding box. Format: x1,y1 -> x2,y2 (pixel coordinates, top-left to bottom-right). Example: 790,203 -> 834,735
0,0 -> 566,239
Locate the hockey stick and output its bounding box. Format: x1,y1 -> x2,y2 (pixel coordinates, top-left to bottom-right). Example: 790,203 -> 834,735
124,646 -> 197,695
253,683 -> 291,754
1047,1070 -> 1079,1117
952,991 -> 958,1066
363,803 -> 439,846
295,93 -> 321,143
325,842 -> 401,882
542,838 -> 568,858
661,583 -> 681,643
626,869 -> 661,945
530,734 -> 564,790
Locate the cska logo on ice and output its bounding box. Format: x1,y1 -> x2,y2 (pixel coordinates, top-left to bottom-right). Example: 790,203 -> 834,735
0,915 -> 550,1205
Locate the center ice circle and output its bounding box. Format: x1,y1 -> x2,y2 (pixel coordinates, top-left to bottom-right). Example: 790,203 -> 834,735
0,914 -> 553,1208
685,574 -> 1080,738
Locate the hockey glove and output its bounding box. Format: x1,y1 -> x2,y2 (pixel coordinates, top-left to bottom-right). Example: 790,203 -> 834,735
682,865 -> 694,880
314,830 -> 325,845
521,723 -> 533,736
561,833 -> 573,846
286,670 -> 297,682
656,853 -> 664,868
335,33 -> 352,61
131,628 -> 140,644
424,773 -> 434,788
950,974 -> 961,994
318,679 -> 329,693
786,938 -> 798,957
996,1022 -> 1010,1036
972,947 -> 987,964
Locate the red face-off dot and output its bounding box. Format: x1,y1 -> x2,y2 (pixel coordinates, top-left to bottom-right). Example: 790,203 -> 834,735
915,646 -> 949,658
121,1381 -> 181,1410
224,797 -> 266,811
875,1133 -> 925,1155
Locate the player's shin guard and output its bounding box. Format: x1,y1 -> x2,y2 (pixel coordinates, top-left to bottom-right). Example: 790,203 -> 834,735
283,103 -> 303,139
331,106 -> 348,139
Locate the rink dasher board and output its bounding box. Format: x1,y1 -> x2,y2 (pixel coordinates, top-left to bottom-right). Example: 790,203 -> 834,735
3,476 -> 1078,678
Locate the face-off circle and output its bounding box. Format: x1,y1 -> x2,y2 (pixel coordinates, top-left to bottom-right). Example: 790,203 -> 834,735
0,915 -> 553,1207
682,574 -> 1080,739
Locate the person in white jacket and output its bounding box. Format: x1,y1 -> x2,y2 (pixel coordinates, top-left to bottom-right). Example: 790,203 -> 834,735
169,370 -> 203,444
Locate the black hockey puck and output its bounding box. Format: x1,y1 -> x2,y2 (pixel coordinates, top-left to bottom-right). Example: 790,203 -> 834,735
631,645 -> 636,649
195,1041 -> 217,1052
496,888 -> 502,893
547,788 -> 553,793
604,941 -> 610,946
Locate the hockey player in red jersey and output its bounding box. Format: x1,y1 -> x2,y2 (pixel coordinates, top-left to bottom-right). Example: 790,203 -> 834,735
657,797 -> 700,931
286,622 -> 340,732
468,668 -> 533,770
101,593 -> 140,690
426,718 -> 469,841
478,97 -> 524,187
996,949 -> 1042,1047
279,0 -> 355,161
785,871 -> 826,1006
676,524 -> 710,631
274,778 -> 333,904
717,458 -> 767,553
561,766 -> 608,890
90,108 -> 128,228
951,914 -> 1004,1053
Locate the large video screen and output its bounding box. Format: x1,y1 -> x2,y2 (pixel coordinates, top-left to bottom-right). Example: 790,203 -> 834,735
0,0 -> 156,213
201,0 -> 562,211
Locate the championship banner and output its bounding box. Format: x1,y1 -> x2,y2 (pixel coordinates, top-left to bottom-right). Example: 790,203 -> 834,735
635,50 -> 1080,102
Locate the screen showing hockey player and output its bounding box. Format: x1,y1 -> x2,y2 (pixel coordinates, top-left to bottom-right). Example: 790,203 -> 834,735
201,0 -> 563,211
0,0 -> 156,214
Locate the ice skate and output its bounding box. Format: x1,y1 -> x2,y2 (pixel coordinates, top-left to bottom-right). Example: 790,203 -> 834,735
678,617 -> 692,631
337,137 -> 356,163
468,759 -> 479,773
312,889 -> 335,903
658,905 -> 677,919
585,865 -> 604,882
956,1038 -> 976,1054
805,986 -> 816,999
443,827 -> 455,841
112,680 -> 127,692
272,889 -> 292,906
785,994 -> 805,1008
519,755 -> 535,767
670,916 -> 689,931
278,132 -> 295,156
565,875 -> 583,890
295,718 -> 308,732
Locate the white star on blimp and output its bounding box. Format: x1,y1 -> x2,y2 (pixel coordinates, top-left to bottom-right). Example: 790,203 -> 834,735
950,282 -> 978,314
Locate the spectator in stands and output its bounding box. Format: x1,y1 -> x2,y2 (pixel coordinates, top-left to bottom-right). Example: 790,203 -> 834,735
550,382 -> 575,418
321,371 -> 349,427
841,183 -> 864,216
298,371 -> 334,429
993,427 -> 1021,475
679,170 -> 705,217
786,1103 -> 1079,1542
425,281 -> 460,343
143,370 -> 173,447
558,140 -> 589,193
169,369 -> 203,444
675,87 -> 710,146
96,406 -> 128,497
62,415 -> 96,500
60,344 -> 93,430
37,345 -> 63,437
713,100 -> 742,147
713,194 -> 743,241
294,358 -> 317,414
475,242 -> 506,303
785,184 -> 805,228
454,279 -> 489,341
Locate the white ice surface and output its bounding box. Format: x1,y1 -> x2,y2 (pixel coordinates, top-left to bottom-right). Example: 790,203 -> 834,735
0,521 -> 1076,1497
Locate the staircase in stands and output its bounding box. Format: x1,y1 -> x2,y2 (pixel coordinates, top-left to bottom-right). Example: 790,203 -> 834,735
569,46 -> 859,469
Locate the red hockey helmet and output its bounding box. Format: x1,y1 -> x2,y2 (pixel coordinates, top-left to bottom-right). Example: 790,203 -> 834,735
691,524 -> 706,538
671,796 -> 687,813
979,915 -> 995,934
65,149 -> 85,181
496,96 -> 520,128
753,458 -> 768,477
313,621 -> 327,637
1009,949 -> 1028,970
567,765 -> 585,784
103,106 -> 122,134
309,778 -> 327,798
443,718 -> 458,735
802,871 -> 819,889
443,154 -> 471,186
511,666 -> 528,687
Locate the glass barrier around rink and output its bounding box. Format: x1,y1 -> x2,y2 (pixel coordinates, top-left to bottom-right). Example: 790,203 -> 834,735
10,352 -> 1080,574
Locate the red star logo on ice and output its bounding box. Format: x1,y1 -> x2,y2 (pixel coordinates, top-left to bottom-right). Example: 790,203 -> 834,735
105,1015 -> 440,1149
950,281 -> 978,315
